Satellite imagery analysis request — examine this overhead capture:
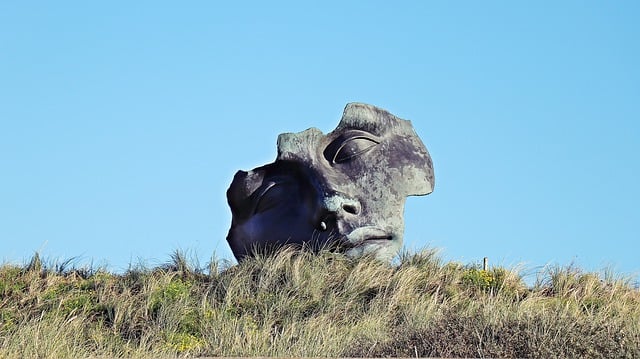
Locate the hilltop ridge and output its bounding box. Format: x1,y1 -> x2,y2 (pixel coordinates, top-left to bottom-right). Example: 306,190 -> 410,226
1,249 -> 638,357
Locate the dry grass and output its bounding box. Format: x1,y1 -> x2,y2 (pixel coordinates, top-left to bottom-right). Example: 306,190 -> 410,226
1,249 -> 638,358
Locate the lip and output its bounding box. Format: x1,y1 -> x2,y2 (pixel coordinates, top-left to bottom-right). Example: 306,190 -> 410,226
346,226 -> 393,245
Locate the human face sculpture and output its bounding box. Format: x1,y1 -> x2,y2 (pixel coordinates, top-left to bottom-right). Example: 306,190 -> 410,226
226,103 -> 434,262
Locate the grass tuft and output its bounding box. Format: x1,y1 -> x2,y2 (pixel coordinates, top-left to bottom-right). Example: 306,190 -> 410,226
0,249 -> 638,358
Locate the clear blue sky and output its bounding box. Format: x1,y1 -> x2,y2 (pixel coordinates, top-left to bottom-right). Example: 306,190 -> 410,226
1,2 -> 638,279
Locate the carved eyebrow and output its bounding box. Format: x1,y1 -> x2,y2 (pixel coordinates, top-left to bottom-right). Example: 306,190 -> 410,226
323,130 -> 380,164
352,123 -> 381,137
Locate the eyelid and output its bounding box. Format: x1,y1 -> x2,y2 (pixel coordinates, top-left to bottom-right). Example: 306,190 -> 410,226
251,175 -> 301,214
251,181 -> 279,214
257,181 -> 278,198
333,136 -> 379,163
323,130 -> 380,165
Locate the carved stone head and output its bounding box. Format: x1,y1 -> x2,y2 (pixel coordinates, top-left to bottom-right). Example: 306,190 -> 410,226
226,103 -> 434,261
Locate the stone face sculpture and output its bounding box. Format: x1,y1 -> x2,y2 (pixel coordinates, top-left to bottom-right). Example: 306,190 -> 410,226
226,103 -> 434,261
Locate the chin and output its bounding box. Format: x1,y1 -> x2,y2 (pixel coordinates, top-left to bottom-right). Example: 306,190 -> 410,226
345,240 -> 401,261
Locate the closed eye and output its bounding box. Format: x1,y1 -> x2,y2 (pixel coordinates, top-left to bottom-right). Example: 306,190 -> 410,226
333,137 -> 378,163
324,132 -> 380,164
253,181 -> 281,214
252,180 -> 297,214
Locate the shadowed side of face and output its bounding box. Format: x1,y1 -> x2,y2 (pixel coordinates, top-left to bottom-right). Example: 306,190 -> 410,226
226,160 -> 340,261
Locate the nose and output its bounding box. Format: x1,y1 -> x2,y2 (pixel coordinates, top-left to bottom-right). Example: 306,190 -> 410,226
323,194 -> 361,216
316,194 -> 361,233
341,201 -> 360,215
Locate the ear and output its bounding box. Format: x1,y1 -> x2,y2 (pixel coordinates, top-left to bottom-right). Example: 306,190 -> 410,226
400,126 -> 435,197
226,169 -> 265,220
404,159 -> 435,196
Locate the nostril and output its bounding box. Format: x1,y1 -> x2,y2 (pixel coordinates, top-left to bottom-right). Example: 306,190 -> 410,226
324,195 -> 361,216
342,203 -> 359,215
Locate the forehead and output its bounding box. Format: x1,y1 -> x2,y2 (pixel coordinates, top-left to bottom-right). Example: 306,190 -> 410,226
277,103 -> 419,161
334,102 -> 410,137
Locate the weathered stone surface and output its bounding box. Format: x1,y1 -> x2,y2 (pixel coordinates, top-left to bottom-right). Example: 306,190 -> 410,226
226,103 -> 434,261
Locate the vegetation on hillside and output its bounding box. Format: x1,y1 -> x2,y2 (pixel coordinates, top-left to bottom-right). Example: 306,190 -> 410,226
0,249 -> 638,358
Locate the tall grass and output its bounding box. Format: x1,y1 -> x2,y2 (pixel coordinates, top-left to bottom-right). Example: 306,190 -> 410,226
0,249 -> 638,358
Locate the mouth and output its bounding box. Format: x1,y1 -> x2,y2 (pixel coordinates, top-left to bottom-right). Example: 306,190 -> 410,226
345,227 -> 394,246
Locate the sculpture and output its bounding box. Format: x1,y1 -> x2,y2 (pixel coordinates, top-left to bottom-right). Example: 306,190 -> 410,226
226,103 -> 435,261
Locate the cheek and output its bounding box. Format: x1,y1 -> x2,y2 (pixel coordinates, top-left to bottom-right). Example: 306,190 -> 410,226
243,206 -> 317,242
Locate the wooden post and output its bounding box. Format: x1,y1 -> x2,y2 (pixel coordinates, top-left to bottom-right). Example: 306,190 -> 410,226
483,257 -> 488,271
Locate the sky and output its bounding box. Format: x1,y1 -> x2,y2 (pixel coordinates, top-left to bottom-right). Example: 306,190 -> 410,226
1,2 -> 638,281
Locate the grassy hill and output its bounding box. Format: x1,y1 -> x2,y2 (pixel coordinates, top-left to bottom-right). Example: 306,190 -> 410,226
1,248 -> 638,358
